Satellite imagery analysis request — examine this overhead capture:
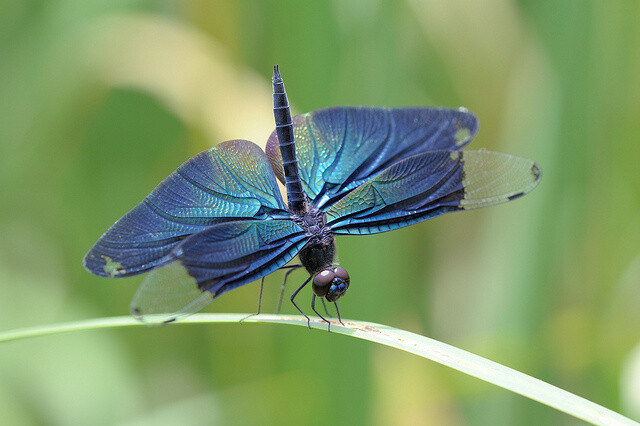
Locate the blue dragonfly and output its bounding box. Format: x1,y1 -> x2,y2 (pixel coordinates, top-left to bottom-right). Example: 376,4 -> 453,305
84,66 -> 541,326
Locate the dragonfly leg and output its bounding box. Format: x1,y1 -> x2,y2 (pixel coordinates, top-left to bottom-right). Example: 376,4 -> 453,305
321,298 -> 330,317
290,275 -> 312,329
334,301 -> 345,326
277,263 -> 303,313
311,294 -> 331,332
240,276 -> 265,323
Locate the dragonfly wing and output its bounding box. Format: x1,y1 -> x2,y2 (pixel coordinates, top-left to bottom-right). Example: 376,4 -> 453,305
84,140 -> 288,278
326,150 -> 541,235
266,107 -> 478,208
130,219 -> 307,323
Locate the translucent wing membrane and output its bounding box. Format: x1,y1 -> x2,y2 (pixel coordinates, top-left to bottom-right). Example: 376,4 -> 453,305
83,140 -> 288,278
131,219 -> 307,323
266,107 -> 478,208
326,150 -> 541,235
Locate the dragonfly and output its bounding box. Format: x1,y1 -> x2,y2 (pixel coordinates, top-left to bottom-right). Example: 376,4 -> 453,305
83,66 -> 541,326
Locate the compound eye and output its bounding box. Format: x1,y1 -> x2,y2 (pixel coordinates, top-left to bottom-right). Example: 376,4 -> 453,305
334,266 -> 349,284
312,269 -> 335,297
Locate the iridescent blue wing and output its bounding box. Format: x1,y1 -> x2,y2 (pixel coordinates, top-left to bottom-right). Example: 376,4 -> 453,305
266,107 -> 478,209
83,140 -> 288,278
130,219 -> 307,323
326,150 -> 541,235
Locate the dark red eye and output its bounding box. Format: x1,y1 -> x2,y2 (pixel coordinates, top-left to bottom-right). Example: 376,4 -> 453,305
334,266 -> 349,282
315,270 -> 335,285
312,269 -> 335,297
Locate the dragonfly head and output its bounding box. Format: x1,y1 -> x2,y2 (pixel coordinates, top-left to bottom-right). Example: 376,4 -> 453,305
312,266 -> 350,302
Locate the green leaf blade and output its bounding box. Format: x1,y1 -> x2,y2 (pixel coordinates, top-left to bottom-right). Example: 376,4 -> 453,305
0,314 -> 636,426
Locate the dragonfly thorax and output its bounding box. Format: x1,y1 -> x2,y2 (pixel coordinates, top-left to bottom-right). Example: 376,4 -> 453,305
294,207 -> 336,275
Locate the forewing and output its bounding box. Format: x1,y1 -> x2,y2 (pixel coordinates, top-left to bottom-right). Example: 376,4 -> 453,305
84,140 -> 287,278
326,150 -> 541,235
130,219 -> 307,323
266,107 -> 478,208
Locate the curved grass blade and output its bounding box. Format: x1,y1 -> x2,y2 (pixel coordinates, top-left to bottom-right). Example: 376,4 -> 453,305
0,314 -> 636,426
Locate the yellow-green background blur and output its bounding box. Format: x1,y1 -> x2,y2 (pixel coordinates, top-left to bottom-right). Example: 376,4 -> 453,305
1,1 -> 639,425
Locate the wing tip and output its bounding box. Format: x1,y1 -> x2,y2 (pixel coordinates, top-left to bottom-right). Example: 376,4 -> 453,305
82,250 -> 99,275
531,162 -> 542,182
129,300 -> 178,327
523,161 -> 543,194
83,249 -> 118,278
459,151 -> 542,209
129,305 -> 176,326
455,108 -> 479,145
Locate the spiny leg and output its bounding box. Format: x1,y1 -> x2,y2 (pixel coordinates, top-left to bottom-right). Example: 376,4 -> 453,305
334,302 -> 345,326
290,275 -> 312,329
277,264 -> 302,314
240,276 -> 265,323
312,294 -> 331,332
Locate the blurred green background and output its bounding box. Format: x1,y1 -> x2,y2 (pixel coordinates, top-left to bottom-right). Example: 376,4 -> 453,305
1,1 -> 639,425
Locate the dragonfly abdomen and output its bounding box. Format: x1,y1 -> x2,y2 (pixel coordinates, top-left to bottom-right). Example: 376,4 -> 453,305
272,65 -> 307,214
